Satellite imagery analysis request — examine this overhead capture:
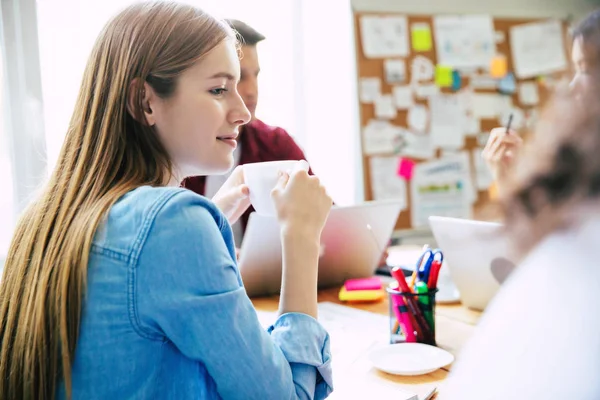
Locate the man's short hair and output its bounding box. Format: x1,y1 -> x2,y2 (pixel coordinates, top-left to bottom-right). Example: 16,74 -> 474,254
226,19 -> 266,46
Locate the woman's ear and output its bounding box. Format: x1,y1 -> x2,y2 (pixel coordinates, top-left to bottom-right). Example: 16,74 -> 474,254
127,79 -> 156,126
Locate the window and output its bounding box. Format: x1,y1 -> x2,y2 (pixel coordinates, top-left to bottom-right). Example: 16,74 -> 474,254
0,39 -> 15,259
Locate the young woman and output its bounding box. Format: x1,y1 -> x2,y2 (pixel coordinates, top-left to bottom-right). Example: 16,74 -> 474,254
442,13 -> 600,400
0,2 -> 333,399
483,10 -> 600,197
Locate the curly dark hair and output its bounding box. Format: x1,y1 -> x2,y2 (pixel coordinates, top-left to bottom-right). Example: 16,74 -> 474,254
502,10 -> 600,256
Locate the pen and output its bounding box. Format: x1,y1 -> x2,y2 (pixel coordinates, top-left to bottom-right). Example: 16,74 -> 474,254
415,281 -> 435,332
409,269 -> 417,291
505,112 -> 514,134
391,293 -> 417,342
427,260 -> 442,289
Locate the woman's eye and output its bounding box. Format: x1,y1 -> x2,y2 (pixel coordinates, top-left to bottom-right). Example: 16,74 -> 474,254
209,88 -> 227,96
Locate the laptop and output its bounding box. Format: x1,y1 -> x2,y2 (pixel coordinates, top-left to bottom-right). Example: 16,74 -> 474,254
239,200 -> 403,297
428,216 -> 517,311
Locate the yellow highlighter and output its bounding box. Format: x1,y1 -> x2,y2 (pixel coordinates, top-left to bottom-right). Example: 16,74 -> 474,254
338,286 -> 385,303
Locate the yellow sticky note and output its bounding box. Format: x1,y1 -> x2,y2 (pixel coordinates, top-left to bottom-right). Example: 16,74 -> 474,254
490,56 -> 508,78
435,65 -> 453,87
411,23 -> 432,52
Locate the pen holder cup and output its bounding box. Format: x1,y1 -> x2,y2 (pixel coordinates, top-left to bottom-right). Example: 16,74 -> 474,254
387,287 -> 438,346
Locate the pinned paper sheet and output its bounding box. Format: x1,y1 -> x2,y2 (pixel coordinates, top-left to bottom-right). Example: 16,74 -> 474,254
399,130 -> 435,159
384,59 -> 406,83
435,65 -> 453,87
362,120 -> 403,155
392,85 -> 413,109
410,55 -> 435,82
464,115 -> 481,136
369,156 -> 408,207
470,74 -> 498,90
490,55 -> 508,78
407,105 -> 428,133
374,95 -> 397,119
397,158 -> 416,180
494,31 -> 505,44
360,15 -> 409,58
410,156 -> 473,227
510,20 -> 567,79
472,148 -> 494,190
472,93 -> 512,119
429,94 -> 466,149
498,72 -> 517,95
519,82 -> 540,106
411,23 -> 432,51
433,15 -> 496,69
360,78 -> 381,103
414,83 -> 439,99
457,88 -> 474,114
452,70 -> 462,91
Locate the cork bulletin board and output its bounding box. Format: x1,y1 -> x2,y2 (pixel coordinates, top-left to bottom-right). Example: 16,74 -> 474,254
354,12 -> 570,230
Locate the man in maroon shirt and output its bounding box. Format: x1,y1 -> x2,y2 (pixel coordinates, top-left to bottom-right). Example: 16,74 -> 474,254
181,20 -> 312,245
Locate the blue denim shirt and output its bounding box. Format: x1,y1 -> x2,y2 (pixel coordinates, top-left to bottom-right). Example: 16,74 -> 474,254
58,186 -> 333,399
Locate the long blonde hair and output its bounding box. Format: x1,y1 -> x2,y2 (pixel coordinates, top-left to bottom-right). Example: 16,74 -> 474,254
0,2 -> 232,399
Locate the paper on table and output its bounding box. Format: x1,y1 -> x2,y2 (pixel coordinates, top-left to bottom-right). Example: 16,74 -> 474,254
360,15 -> 409,58
407,105 -> 428,133
360,77 -> 381,103
393,85 -> 413,109
519,82 -> 540,106
472,147 -> 494,190
399,130 -> 434,159
429,94 -> 466,149
510,20 -> 567,79
369,156 -> 408,207
384,59 -> 406,83
410,156 -> 473,227
433,15 -> 496,69
414,83 -> 439,99
471,93 -> 512,119
374,95 -> 397,119
363,120 -> 403,155
410,55 -> 435,82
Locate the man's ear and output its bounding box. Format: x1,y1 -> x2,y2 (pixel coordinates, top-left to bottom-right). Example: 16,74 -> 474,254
127,79 -> 156,126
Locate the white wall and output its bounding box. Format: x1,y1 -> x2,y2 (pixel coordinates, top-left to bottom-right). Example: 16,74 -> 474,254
351,0 -> 596,19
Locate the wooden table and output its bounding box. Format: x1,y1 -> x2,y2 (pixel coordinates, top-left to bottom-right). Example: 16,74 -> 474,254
252,286 -> 482,398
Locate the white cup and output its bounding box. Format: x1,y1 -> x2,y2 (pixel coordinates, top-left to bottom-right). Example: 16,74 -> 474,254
243,160 -> 308,216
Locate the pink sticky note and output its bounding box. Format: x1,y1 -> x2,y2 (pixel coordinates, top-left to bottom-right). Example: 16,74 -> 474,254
344,277 -> 382,291
397,158 -> 415,180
